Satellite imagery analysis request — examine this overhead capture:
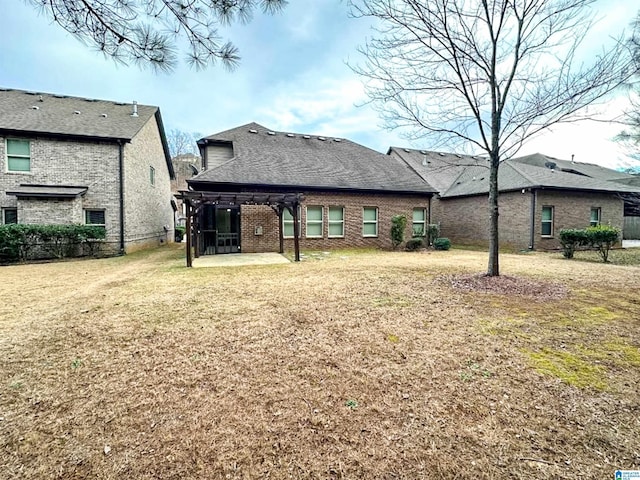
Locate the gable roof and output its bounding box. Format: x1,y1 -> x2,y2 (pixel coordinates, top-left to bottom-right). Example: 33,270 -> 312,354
388,147 -> 486,193
441,160 -> 640,198
191,123 -> 437,194
0,87 -> 174,179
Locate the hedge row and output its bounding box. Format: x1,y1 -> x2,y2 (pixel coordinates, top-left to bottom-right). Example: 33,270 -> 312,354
559,225 -> 620,262
0,224 -> 106,263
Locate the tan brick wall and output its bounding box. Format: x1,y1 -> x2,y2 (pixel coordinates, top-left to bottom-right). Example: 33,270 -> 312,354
436,190 -> 624,250
123,115 -> 175,251
0,135 -> 122,251
534,190 -> 623,250
239,192 -> 431,253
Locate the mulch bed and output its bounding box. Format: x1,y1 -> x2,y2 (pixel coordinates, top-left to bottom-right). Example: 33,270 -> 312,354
441,273 -> 569,301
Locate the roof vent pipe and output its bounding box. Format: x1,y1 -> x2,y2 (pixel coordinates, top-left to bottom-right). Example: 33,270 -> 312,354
131,101 -> 138,117
571,154 -> 575,164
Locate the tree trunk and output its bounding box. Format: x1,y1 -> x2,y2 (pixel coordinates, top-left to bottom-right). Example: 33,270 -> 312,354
487,154 -> 500,276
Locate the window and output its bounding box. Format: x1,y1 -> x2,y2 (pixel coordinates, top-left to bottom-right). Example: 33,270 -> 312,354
541,206 -> 554,237
282,207 -> 300,239
3,208 -> 17,224
85,209 -> 106,233
306,206 -> 323,238
6,139 -> 31,172
412,208 -> 427,237
590,207 -> 601,227
150,166 -> 156,186
363,207 -> 378,237
328,206 -> 345,238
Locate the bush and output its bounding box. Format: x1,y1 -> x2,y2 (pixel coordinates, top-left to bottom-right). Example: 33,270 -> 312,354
405,237 -> 424,251
175,225 -> 186,242
585,225 -> 619,263
426,224 -> 440,246
433,237 -> 451,250
559,228 -> 589,259
390,215 -> 407,250
0,224 -> 105,263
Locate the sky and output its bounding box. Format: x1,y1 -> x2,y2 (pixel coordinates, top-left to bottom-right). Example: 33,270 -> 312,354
0,0 -> 638,170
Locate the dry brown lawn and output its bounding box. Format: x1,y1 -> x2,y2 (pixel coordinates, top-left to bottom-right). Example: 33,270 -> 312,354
1,245 -> 639,479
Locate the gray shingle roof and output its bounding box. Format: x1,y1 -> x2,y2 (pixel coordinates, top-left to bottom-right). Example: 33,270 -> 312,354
0,87 -> 157,140
192,123 -> 437,194
511,153 -> 633,182
441,160 -> 640,197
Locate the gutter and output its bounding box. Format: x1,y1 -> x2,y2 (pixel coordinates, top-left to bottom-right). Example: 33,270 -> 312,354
118,140 -> 125,253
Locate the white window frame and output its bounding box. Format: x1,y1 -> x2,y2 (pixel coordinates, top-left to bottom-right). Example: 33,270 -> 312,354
3,207 -> 17,224
282,207 -> 301,239
362,207 -> 378,237
541,206 -> 554,237
590,207 -> 601,227
328,206 -> 345,238
6,138 -> 31,173
412,208 -> 427,237
305,205 -> 323,238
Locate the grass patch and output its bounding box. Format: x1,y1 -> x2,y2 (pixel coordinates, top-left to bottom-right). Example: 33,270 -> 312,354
523,348 -> 608,391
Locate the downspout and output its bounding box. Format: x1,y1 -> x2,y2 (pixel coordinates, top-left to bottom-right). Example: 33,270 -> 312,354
118,140 -> 125,253
529,189 -> 536,250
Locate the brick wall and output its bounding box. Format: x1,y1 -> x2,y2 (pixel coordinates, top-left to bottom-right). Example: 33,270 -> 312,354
0,135 -> 122,252
239,192 -> 431,253
123,115 -> 175,252
436,190 -> 624,250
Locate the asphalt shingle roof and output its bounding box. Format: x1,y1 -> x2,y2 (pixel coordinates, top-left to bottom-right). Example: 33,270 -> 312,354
511,153 -> 633,182
0,87 -> 158,140
193,123 -> 437,194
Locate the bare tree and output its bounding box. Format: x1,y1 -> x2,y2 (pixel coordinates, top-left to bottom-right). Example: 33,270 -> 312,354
167,128 -> 201,158
351,0 -> 635,276
616,13 -> 640,165
27,0 -> 288,71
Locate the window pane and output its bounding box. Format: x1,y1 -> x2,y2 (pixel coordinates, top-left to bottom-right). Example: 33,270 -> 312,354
363,223 -> 377,236
328,223 -> 344,237
307,223 -> 322,237
4,209 -> 17,224
283,209 -> 293,221
307,206 -> 322,221
86,210 -> 105,225
590,208 -> 600,223
541,223 -> 552,236
542,207 -> 552,221
283,223 -> 294,237
413,208 -> 425,222
7,139 -> 30,156
329,207 -> 344,221
7,157 -> 30,171
363,207 -> 377,221
412,225 -> 425,236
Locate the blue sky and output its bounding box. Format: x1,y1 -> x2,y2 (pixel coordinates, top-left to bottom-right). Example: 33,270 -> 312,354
0,1 -> 637,168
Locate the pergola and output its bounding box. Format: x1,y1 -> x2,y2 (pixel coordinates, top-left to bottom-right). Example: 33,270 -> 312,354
179,190 -> 305,267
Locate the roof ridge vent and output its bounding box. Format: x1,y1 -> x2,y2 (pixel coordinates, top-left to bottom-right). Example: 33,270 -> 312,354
286,133 -> 295,137
318,136 -> 326,141
439,152 -> 445,156
100,113 -> 108,118
455,154 -> 462,158
333,138 -> 341,142
31,105 -> 40,110
73,110 -> 81,115
404,148 -> 411,153
419,150 -> 427,155
248,129 -> 258,133
267,131 -> 276,136
303,135 -> 311,139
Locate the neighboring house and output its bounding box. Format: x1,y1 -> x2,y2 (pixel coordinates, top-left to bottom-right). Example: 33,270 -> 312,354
170,153 -> 201,227
0,88 -> 176,254
186,123 -> 437,256
389,149 -> 640,249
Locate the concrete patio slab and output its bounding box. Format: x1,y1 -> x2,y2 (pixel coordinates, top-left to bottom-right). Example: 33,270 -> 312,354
191,252 -> 291,267
622,240 -> 640,248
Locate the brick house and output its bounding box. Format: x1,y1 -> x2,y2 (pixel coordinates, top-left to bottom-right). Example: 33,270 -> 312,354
389,149 -> 640,249
0,88 -> 176,254
185,123 -> 436,257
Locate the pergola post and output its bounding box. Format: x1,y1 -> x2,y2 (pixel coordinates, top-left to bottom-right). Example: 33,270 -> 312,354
185,200 -> 192,268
